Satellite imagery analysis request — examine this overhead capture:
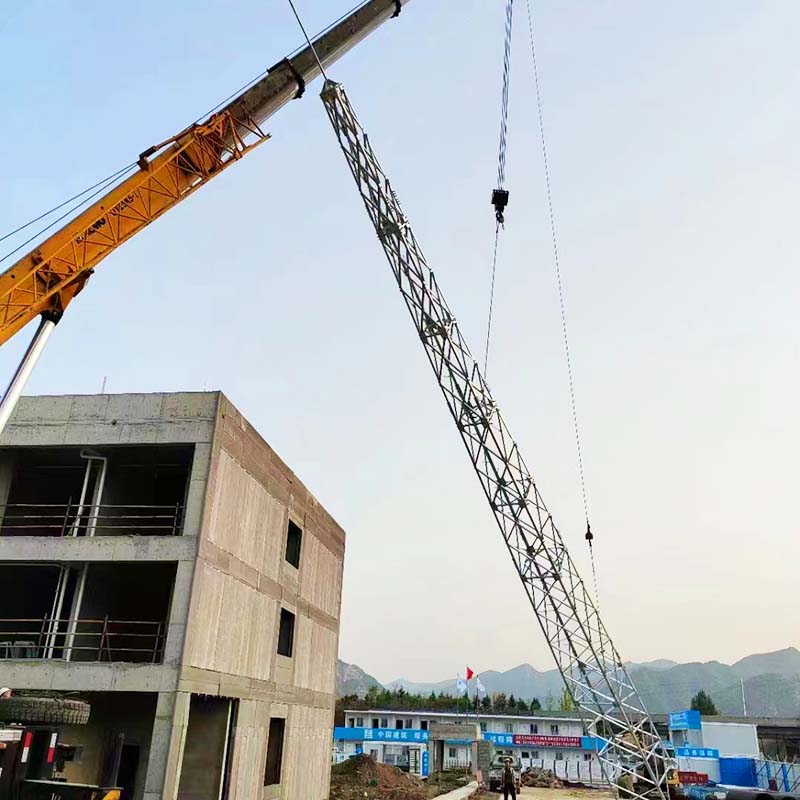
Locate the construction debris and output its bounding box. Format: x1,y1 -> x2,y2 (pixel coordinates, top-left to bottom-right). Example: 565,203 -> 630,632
328,756 -> 472,800
521,766 -> 565,789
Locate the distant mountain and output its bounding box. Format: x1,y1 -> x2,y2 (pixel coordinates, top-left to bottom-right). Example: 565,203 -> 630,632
629,659 -> 679,671
337,660 -> 382,696
338,647 -> 800,717
732,648 -> 800,680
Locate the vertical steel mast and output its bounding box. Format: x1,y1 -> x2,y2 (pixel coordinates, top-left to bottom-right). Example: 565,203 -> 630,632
321,79 -> 669,800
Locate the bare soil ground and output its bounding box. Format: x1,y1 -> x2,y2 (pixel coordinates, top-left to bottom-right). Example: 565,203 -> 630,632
519,788 -> 615,799
329,756 -> 471,799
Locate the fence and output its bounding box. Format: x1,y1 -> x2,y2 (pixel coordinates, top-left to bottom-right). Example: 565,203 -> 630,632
755,759 -> 800,793
0,503 -> 183,537
526,758 -> 610,786
0,616 -> 166,663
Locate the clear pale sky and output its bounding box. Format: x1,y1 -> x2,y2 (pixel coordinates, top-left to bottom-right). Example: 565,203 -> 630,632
2,2 -> 798,684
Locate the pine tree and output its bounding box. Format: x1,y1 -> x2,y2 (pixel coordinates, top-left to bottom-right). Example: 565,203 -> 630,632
481,695 -> 491,712
690,690 -> 718,716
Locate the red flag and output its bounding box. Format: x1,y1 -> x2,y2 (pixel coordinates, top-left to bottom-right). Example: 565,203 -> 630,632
466,666 -> 474,680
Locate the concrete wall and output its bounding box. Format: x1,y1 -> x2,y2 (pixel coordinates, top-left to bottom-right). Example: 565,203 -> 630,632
58,692 -> 158,800
178,394 -> 345,800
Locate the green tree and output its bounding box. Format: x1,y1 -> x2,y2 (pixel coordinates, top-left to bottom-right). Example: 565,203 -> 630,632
559,687 -> 576,711
530,697 -> 542,710
517,698 -> 529,713
508,694 -> 518,711
690,690 -> 718,716
545,691 -> 555,711
493,692 -> 508,713
481,695 -> 491,712
364,685 -> 380,708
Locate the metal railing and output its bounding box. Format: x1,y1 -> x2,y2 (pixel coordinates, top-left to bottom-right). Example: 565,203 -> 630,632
0,502 -> 183,537
755,758 -> 800,793
0,616 -> 166,663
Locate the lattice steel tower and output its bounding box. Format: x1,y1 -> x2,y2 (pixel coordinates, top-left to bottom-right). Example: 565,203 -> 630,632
321,79 -> 670,800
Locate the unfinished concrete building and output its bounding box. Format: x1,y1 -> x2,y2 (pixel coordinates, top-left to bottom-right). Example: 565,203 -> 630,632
0,391 -> 345,800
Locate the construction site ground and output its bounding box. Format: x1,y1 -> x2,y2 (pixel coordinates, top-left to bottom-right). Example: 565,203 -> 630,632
329,758 -> 615,800
517,788 -> 614,799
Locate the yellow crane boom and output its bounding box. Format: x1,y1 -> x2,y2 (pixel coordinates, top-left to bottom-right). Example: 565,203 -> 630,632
0,0 -> 407,346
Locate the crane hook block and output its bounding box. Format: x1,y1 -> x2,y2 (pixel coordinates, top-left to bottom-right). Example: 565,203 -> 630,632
585,522 -> 594,543
492,188 -> 509,224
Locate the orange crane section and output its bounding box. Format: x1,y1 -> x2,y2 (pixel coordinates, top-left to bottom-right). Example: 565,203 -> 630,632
0,106 -> 267,344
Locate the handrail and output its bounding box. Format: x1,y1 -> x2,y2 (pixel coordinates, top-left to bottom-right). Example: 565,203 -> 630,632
0,502 -> 183,536
0,616 -> 166,662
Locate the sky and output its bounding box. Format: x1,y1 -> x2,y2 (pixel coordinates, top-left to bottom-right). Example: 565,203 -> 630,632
1,1 -> 798,685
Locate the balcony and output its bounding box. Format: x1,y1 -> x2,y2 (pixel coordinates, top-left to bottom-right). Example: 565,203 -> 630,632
0,443 -> 193,537
0,502 -> 184,537
0,563 -> 176,664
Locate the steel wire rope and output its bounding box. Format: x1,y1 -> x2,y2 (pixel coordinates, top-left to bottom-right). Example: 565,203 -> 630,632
524,0 -> 601,609
484,0 -> 514,380
0,162 -> 137,248
0,164 -> 138,267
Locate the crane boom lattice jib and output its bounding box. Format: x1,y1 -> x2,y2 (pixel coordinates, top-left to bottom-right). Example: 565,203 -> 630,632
320,79 -> 669,800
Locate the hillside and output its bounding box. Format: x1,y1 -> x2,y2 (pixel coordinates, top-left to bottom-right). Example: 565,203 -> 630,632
337,646 -> 800,716
337,659 -> 382,696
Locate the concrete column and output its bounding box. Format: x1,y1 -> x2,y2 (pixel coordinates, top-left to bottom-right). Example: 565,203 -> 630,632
0,453 -> 15,526
143,691 -> 190,800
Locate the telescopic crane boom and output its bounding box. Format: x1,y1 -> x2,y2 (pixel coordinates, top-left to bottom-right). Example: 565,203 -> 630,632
0,0 -> 408,430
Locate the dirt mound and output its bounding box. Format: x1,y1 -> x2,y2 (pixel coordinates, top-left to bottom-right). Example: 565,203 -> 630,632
329,754 -> 428,799
521,766 -> 564,789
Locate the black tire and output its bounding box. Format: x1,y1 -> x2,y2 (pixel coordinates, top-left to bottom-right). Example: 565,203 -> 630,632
0,696 -> 90,725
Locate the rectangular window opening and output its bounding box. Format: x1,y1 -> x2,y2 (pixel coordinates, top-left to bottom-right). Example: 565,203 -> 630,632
285,520 -> 302,568
264,717 -> 286,786
277,608 -> 295,657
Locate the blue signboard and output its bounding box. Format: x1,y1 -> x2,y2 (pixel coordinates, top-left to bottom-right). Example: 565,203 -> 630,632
421,751 -> 429,777
483,732 -> 515,746
676,747 -> 719,759
334,727 -> 604,752
334,727 -> 429,743
669,710 -> 702,730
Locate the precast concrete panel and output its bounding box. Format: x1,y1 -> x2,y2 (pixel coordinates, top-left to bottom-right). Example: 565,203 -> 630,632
293,615 -> 338,694
207,449 -> 284,581
185,563 -> 277,680
282,704 -> 334,800
300,534 -> 343,620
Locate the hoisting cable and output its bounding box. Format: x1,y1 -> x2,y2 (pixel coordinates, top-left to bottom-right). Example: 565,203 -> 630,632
483,0 -> 514,378
524,0 -> 601,608
286,0 -> 329,80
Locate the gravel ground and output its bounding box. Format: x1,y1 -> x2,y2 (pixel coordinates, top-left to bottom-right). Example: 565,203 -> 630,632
518,788 -> 615,799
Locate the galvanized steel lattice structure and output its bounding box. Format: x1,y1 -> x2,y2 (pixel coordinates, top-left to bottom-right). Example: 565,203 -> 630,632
321,79 -> 669,800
